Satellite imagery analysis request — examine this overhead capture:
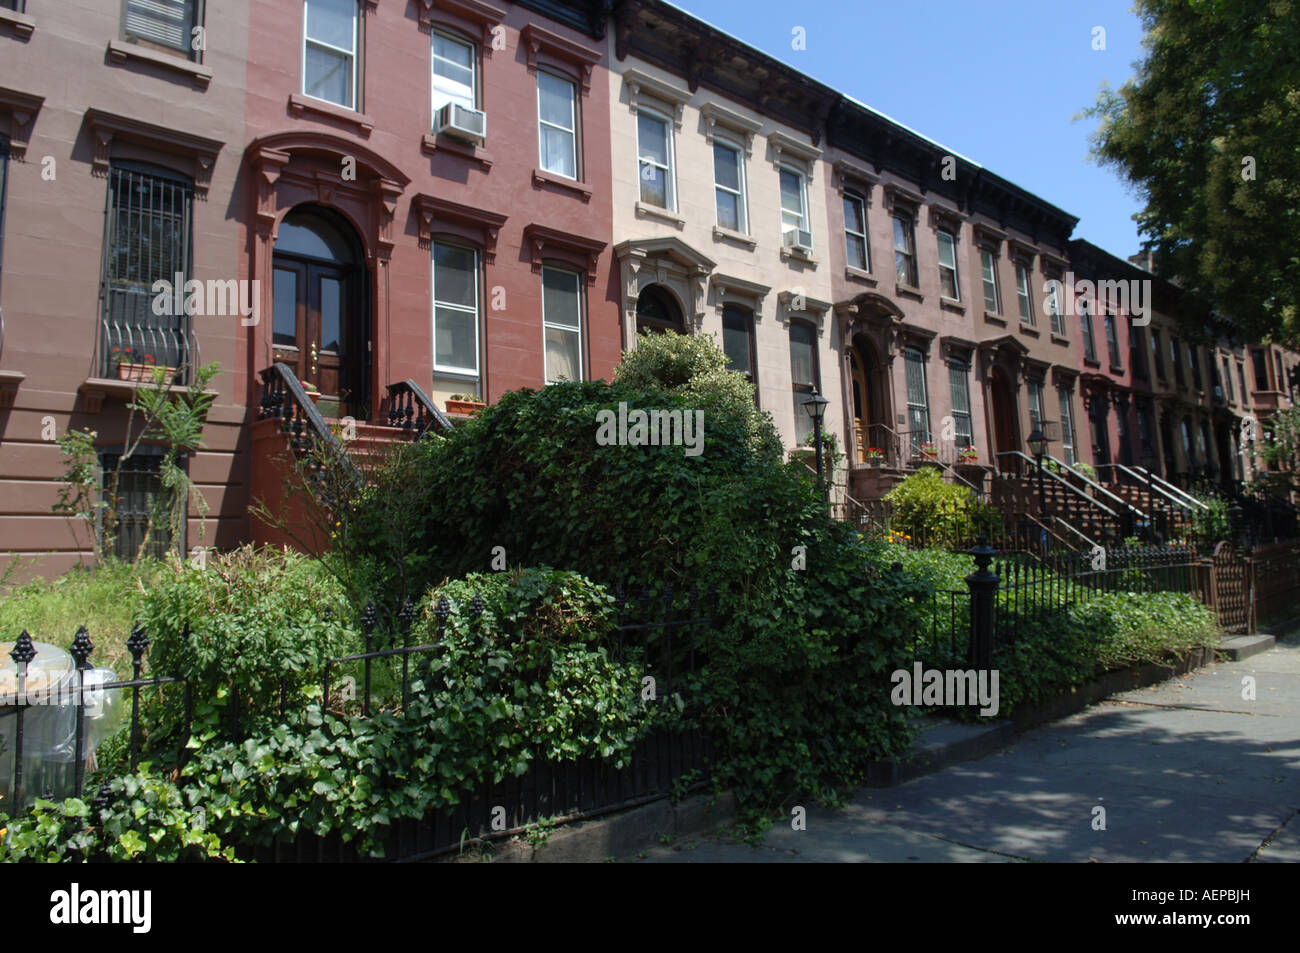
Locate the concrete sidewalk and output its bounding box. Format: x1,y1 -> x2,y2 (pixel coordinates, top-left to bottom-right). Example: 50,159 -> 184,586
629,632 -> 1300,863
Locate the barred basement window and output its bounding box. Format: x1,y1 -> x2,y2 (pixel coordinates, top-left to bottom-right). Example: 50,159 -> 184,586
101,163 -> 194,379
126,0 -> 201,58
100,448 -> 174,562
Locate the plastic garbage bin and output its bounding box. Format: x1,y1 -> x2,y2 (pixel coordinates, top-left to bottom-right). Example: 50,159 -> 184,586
0,640 -> 124,812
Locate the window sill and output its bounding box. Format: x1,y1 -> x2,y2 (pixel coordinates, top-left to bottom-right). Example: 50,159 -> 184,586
713,225 -> 757,249
939,297 -> 965,315
534,168 -> 592,201
895,284 -> 923,303
845,266 -> 876,286
288,94 -> 374,137
0,7 -> 34,39
1083,358 -> 1101,369
983,311 -> 1006,327
1050,334 -> 1070,347
108,39 -> 212,88
1018,321 -> 1039,336
1110,365 -> 1125,375
79,376 -> 217,414
781,247 -> 818,267
423,134 -> 493,170
635,200 -> 684,227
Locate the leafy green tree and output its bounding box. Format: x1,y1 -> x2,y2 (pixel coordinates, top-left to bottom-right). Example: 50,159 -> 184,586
1082,0 -> 1300,342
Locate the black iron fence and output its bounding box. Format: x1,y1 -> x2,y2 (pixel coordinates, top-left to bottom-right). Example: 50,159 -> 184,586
1,582 -> 721,861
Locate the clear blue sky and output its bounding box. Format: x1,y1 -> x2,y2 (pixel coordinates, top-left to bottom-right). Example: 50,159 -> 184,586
672,0 -> 1149,260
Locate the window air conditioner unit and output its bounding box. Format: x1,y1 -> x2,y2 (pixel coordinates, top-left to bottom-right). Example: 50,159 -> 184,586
783,229 -> 814,253
433,103 -> 486,144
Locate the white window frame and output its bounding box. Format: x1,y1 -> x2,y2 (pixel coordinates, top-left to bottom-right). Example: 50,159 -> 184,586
537,69 -> 578,180
1046,277 -> 1065,335
712,136 -> 747,233
844,191 -> 869,271
779,164 -> 810,246
636,106 -> 676,211
1015,260 -> 1034,325
542,264 -> 584,384
302,0 -> 359,111
431,241 -> 480,377
980,248 -> 1000,313
431,30 -> 477,117
937,229 -> 960,301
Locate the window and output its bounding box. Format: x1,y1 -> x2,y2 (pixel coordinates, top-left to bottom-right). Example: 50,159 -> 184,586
1252,348 -> 1268,390
1130,323 -> 1147,379
1172,336 -> 1185,386
635,110 -> 676,209
538,71 -> 578,179
1080,298 -> 1097,362
893,215 -> 917,286
1027,378 -> 1044,433
790,321 -> 819,445
1103,313 -> 1121,370
721,304 -> 756,384
948,360 -> 972,449
1059,388 -> 1078,466
1187,343 -> 1202,390
1137,401 -> 1155,458
432,32 -> 476,114
126,0 -> 199,57
712,140 -> 746,233
1047,278 -> 1065,335
432,242 -> 479,376
1237,361 -> 1247,401
1015,261 -> 1033,324
843,192 -> 868,271
303,0 -> 358,109
542,266 -> 582,383
979,249 -> 1000,313
1276,351 -> 1285,391
0,1 -> 23,11
101,163 -> 194,378
903,347 -> 930,452
100,448 -> 173,561
779,167 -> 809,244
1152,329 -> 1166,380
937,230 -> 959,300
1181,416 -> 1195,470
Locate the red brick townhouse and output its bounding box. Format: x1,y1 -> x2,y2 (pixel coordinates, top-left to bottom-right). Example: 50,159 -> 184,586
0,0 -> 616,579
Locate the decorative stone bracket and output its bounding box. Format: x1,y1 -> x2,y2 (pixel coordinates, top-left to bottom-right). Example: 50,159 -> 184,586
412,193 -> 507,260
0,87 -> 43,160
86,107 -> 222,199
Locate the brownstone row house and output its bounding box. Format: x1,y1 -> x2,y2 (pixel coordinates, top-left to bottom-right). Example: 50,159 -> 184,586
0,0 -> 1296,580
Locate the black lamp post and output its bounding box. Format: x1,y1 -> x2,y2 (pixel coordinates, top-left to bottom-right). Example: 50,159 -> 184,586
804,391 -> 830,504
1027,426 -> 1049,516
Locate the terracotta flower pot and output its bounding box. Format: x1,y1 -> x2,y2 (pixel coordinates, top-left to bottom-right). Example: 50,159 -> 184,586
115,362 -> 176,383
446,399 -> 486,415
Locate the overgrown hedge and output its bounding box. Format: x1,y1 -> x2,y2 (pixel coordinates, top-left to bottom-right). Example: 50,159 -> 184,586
891,545 -> 1220,717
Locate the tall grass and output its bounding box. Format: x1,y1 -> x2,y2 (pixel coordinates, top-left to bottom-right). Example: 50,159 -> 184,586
0,559 -> 164,676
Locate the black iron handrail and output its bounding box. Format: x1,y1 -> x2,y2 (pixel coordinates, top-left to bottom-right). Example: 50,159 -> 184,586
385,379 -> 453,437
258,362 -> 361,490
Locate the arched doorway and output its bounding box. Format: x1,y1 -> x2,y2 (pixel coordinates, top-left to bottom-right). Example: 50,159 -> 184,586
989,365 -> 1019,461
271,206 -> 367,417
849,337 -> 886,463
636,285 -> 685,335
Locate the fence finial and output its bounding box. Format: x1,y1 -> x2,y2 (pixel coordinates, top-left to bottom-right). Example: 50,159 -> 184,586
127,623 -> 150,665
70,626 -> 94,669
10,630 -> 36,665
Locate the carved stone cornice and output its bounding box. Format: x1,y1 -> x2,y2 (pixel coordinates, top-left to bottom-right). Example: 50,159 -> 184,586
411,193 -> 507,259
0,87 -> 44,159
85,107 -> 223,198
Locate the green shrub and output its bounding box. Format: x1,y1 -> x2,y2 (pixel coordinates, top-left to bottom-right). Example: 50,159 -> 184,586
0,774 -> 234,863
166,568 -> 654,857
613,330 -> 781,459
885,468 -> 1000,548
134,547 -> 359,744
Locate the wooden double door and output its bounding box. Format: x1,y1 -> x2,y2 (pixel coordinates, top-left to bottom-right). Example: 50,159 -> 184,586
271,207 -> 368,417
